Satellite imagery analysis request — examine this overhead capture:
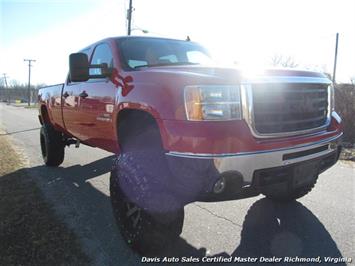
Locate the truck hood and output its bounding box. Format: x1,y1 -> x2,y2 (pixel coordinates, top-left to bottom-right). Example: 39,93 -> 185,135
132,65 -> 328,85
121,65 -> 330,121
133,65 -> 242,85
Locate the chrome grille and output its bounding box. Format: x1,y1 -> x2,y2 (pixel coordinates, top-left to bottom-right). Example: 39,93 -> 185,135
252,83 -> 329,134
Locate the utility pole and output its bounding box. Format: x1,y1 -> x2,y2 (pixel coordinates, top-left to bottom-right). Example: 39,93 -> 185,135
332,33 -> 339,84
2,73 -> 8,88
127,0 -> 133,35
24,59 -> 36,106
2,73 -> 9,103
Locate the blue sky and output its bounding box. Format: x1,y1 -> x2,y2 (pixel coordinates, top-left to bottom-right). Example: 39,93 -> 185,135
1,1 -> 98,46
1,0 -> 354,85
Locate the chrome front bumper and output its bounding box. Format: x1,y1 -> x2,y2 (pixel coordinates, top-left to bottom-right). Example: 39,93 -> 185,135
166,133 -> 342,184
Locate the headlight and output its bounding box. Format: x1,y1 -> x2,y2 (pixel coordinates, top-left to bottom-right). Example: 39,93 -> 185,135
184,85 -> 242,120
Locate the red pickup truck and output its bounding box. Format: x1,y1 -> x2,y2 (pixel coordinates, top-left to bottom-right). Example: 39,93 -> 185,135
38,36 -> 343,254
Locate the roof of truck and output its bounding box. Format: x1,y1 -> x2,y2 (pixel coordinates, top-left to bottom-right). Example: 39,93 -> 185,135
80,35 -> 195,51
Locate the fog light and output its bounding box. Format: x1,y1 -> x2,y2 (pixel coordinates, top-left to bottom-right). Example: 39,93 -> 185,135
213,177 -> 226,194
329,142 -> 337,150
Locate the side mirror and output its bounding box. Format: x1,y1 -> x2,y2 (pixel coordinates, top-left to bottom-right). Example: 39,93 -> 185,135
69,53 -> 89,82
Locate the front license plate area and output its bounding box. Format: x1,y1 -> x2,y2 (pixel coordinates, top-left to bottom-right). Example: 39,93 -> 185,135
293,161 -> 319,188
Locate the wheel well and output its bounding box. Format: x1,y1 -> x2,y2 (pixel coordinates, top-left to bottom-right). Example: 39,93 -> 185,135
40,105 -> 50,124
117,109 -> 163,151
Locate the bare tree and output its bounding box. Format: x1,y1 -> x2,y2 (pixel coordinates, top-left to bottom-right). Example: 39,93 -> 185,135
9,79 -> 22,88
270,54 -> 298,68
335,83 -> 355,143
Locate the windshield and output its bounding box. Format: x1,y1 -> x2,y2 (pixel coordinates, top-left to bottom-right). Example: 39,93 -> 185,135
116,37 -> 213,70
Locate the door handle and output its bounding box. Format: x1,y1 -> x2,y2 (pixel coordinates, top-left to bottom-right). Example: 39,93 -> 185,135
63,91 -> 69,98
79,91 -> 88,98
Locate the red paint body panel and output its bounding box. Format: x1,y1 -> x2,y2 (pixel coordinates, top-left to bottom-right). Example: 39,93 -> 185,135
38,37 -> 343,156
159,115 -> 342,154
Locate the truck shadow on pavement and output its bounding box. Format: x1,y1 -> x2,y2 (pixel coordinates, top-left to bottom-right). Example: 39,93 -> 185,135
8,155 -> 345,265
164,199 -> 345,266
231,199 -> 345,264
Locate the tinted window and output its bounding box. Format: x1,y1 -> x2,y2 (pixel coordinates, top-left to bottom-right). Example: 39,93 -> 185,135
90,43 -> 113,75
187,50 -> 211,64
117,38 -> 213,70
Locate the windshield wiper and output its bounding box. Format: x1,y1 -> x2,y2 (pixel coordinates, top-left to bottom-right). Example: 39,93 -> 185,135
134,62 -> 199,69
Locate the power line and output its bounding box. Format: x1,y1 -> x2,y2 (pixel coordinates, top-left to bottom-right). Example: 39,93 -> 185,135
24,59 -> 36,106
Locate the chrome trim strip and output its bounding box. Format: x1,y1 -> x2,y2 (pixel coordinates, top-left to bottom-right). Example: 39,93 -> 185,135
241,77 -> 332,139
332,111 -> 342,124
166,133 -> 342,159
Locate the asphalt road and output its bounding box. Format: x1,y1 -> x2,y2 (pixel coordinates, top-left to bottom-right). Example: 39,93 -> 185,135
0,103 -> 354,266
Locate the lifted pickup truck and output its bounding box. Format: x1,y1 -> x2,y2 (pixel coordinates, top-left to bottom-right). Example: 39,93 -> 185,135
38,36 -> 343,254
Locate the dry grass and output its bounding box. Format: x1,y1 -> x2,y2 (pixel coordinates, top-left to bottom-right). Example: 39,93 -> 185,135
0,135 -> 90,266
0,136 -> 22,175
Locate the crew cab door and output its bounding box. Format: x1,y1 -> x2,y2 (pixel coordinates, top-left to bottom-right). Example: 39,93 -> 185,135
76,42 -> 118,151
62,48 -> 91,139
62,77 -> 84,138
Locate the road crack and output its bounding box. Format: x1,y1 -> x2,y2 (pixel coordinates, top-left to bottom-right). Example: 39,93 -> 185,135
0,127 -> 41,136
193,203 -> 242,228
